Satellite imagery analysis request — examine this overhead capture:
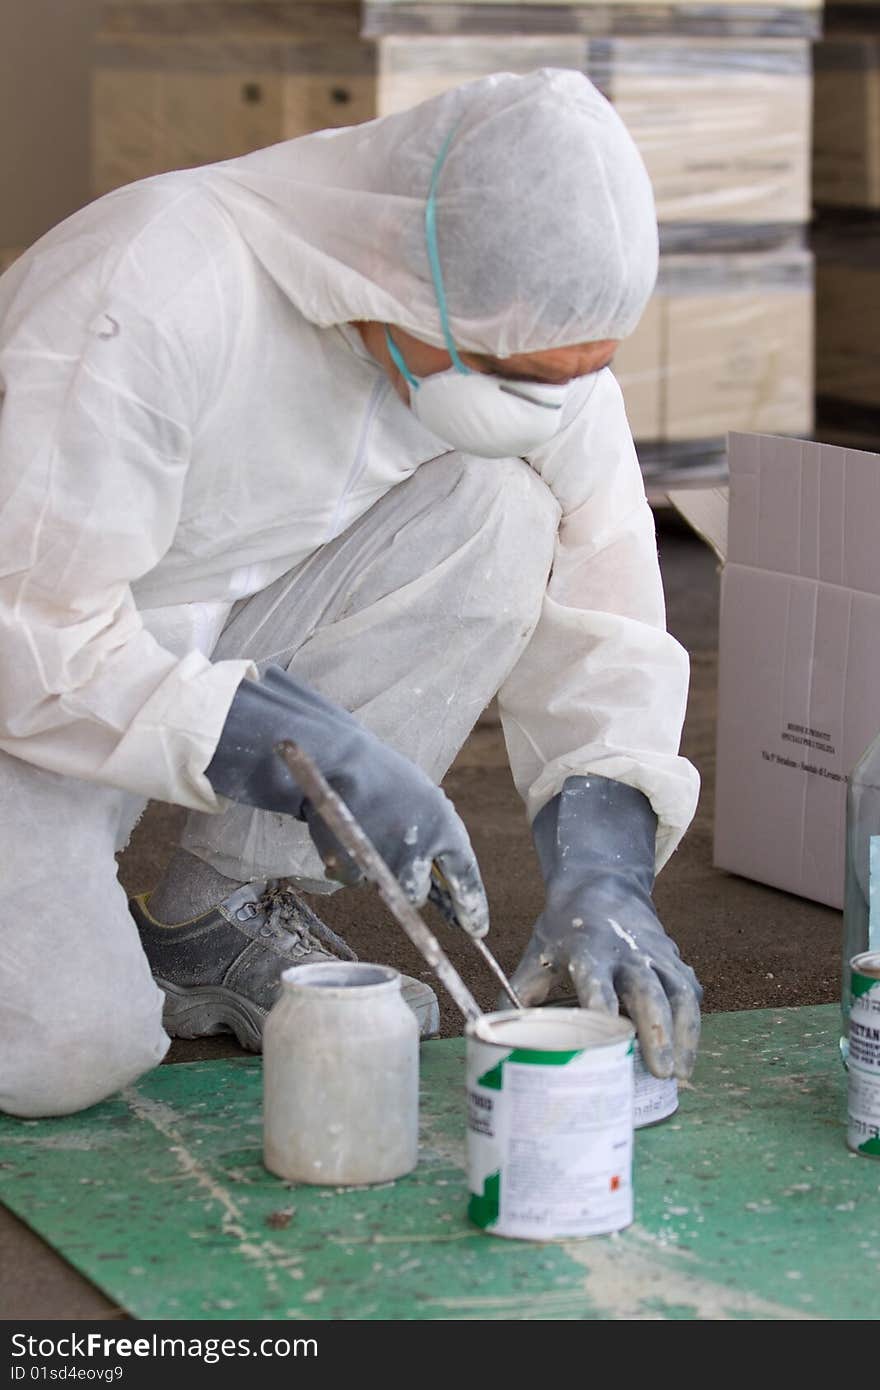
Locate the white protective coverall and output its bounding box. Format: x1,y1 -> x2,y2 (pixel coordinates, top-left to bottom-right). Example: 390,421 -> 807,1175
0,69 -> 699,1113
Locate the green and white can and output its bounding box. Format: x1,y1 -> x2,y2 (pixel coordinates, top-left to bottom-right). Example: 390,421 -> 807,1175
847,951 -> 880,1159
466,1008 -> 635,1240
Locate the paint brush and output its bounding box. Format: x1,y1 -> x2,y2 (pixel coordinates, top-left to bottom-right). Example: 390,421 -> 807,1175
276,740 -> 483,1023
428,867 -> 524,1010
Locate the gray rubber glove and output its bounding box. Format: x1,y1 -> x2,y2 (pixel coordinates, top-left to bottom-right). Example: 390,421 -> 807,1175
205,666 -> 489,936
511,774 -> 701,1079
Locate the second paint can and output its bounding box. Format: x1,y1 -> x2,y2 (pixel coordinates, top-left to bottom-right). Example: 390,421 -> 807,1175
546,998 -> 678,1128
847,950 -> 880,1158
466,1008 -> 635,1240
633,1041 -> 679,1128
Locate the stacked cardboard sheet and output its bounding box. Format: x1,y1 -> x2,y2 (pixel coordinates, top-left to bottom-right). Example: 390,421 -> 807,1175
362,0 -> 823,38
617,249 -> 813,480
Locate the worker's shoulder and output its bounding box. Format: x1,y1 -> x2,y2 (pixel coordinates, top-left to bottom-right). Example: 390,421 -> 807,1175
4,172 -> 245,330
99,173 -> 247,320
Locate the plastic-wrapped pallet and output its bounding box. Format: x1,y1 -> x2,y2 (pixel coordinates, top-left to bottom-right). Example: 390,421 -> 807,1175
814,37 -> 880,210
95,17 -> 812,249
93,1 -> 377,197
615,248 -> 814,482
814,219 -> 880,447
374,34 -> 811,248
362,0 -> 823,40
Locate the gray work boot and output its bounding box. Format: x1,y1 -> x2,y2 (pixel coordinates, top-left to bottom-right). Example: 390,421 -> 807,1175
130,880 -> 440,1051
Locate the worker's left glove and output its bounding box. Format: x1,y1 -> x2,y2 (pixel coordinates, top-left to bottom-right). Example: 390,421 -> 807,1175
510,775 -> 701,1080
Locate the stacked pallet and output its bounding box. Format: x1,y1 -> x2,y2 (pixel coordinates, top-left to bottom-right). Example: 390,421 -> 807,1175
92,0 -> 821,484
92,2 -> 376,195
813,21 -> 880,451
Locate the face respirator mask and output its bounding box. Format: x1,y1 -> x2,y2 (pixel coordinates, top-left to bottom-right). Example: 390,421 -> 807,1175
385,126 -> 570,460
384,328 -> 568,459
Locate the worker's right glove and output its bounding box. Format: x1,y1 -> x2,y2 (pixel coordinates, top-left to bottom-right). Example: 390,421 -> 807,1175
205,665 -> 489,937
511,775 -> 701,1079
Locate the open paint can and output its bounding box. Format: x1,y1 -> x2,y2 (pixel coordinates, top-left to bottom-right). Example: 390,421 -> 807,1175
466,1008 -> 635,1240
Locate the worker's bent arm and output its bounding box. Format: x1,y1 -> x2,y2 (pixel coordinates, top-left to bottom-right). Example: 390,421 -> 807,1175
499,366 -> 700,871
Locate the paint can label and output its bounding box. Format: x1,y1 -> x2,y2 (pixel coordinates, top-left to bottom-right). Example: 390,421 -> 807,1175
466,1009 -> 635,1239
847,951 -> 880,1159
544,1000 -> 678,1127
633,1041 -> 679,1128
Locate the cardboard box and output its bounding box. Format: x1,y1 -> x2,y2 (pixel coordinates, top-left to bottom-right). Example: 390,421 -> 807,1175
813,37 -> 880,211
92,36 -> 378,196
708,433 -> 880,909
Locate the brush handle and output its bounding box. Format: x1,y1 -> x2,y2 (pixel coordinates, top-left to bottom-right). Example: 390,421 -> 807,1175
276,740 -> 483,1024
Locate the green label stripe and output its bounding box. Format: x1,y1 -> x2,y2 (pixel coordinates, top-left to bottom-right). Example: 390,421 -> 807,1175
858,1135 -> 880,1157
476,1047 -> 583,1090
851,972 -> 880,999
468,1171 -> 500,1229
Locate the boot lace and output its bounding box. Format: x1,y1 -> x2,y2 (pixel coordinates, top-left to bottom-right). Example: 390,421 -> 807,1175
257,882 -> 357,962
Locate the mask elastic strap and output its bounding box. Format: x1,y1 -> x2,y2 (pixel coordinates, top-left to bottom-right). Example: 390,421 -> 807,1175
384,325 -> 420,391
425,126 -> 471,376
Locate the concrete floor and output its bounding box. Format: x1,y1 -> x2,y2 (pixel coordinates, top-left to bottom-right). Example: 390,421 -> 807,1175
0,517 -> 844,1318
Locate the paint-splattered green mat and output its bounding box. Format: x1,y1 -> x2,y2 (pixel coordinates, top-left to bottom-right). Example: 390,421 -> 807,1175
0,1004 -> 878,1320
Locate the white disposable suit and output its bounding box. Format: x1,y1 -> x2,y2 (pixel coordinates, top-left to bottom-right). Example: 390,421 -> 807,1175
0,69 -> 700,1114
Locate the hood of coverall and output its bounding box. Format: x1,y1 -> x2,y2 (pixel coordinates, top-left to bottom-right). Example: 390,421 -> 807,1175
208,68 -> 659,358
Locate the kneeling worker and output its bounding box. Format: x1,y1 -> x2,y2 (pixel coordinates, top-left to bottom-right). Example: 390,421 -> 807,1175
0,70 -> 701,1117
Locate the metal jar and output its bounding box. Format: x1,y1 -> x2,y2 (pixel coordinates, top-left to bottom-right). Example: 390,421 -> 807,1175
466,1008 -> 635,1240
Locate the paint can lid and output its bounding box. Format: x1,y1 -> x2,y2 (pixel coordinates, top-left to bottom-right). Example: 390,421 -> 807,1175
468,1007 -> 634,1051
851,951 -> 880,980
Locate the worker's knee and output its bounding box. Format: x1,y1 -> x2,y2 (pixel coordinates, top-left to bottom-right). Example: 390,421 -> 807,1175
0,987 -> 169,1119
443,452 -> 559,536
436,452 -> 560,603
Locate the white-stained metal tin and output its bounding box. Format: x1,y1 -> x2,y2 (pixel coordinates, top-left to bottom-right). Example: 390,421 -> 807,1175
847,950 -> 880,1158
466,1008 -> 635,1240
633,1041 -> 679,1128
